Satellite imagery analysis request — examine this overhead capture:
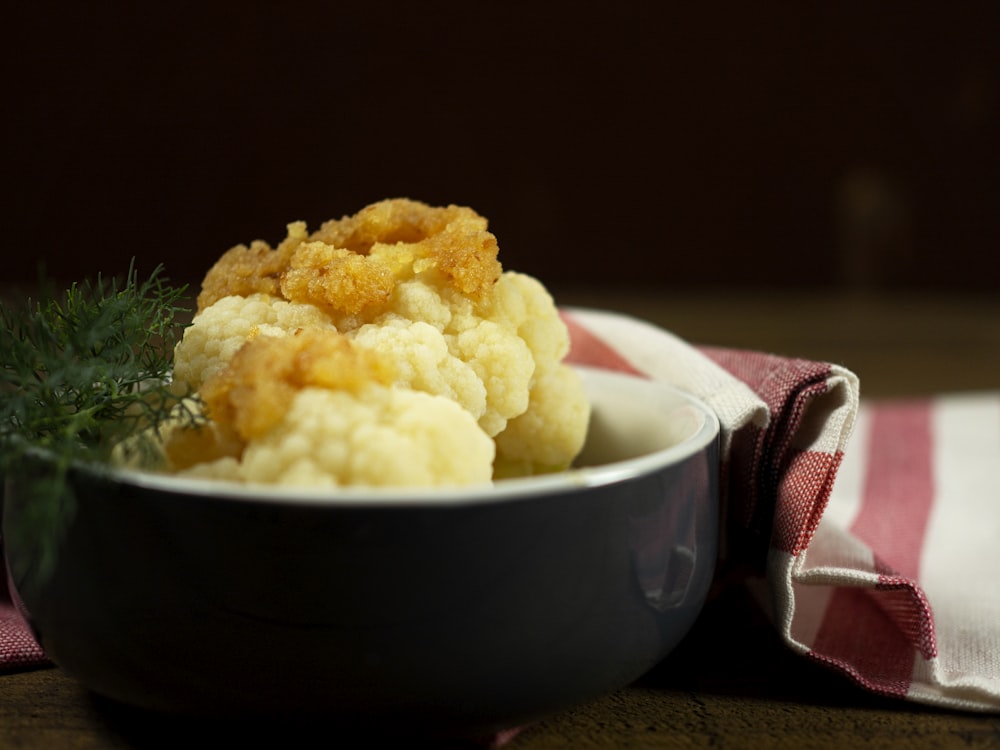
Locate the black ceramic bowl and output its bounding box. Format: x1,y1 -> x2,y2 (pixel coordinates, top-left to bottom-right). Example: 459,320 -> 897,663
3,365 -> 720,736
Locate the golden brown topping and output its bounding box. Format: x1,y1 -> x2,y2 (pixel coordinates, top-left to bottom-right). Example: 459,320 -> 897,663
195,199 -> 502,315
280,243 -> 395,317
309,198 -> 445,252
420,217 -> 502,297
199,328 -> 394,441
309,199 -> 502,297
196,232 -> 302,312
163,419 -> 243,471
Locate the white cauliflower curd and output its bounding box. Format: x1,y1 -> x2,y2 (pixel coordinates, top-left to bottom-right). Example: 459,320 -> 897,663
181,386 -> 494,488
152,198 -> 590,488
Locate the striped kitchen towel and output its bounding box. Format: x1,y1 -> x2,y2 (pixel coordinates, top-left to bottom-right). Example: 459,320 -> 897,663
562,308 -> 1000,712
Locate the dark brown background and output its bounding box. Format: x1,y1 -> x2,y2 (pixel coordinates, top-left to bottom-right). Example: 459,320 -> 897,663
5,2 -> 998,291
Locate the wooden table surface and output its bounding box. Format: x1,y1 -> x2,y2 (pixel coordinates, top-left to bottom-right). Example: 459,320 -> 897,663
4,288 -> 1000,749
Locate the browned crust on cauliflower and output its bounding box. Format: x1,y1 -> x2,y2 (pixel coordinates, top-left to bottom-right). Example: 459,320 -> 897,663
199,328 -> 394,442
197,198 -> 502,316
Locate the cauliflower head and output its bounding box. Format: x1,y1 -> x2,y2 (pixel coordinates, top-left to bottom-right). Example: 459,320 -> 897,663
163,198 -> 590,487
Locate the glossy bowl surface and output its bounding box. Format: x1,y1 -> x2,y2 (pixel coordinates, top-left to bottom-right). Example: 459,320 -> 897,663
3,365 -> 720,736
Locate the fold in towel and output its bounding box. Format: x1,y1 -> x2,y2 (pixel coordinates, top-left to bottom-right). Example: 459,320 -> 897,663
562,308 -> 999,712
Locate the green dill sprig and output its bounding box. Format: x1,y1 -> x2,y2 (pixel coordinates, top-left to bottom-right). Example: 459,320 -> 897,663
1,261 -> 200,582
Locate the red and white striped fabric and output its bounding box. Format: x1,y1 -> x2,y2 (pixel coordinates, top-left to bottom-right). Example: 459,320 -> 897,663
2,308 -> 999,713
0,569 -> 45,670
562,308 -> 1000,712
789,394 -> 1000,711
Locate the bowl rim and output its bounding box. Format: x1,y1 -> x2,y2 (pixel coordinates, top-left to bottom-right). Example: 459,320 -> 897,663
87,366 -> 720,508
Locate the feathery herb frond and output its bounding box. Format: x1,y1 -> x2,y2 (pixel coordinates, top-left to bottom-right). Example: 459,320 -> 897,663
1,262 -> 199,580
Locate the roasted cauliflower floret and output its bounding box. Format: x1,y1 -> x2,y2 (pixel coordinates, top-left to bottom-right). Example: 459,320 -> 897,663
172,293 -> 335,390
161,198 -> 589,487
177,385 -> 494,488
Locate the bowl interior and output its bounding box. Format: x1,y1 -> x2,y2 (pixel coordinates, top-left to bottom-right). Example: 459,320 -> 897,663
573,366 -> 716,467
